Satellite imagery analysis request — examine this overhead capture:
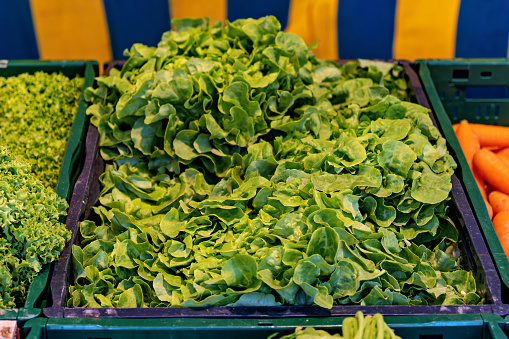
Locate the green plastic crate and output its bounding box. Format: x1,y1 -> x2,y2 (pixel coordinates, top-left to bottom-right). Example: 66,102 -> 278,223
22,314 -> 507,339
416,59 -> 509,308
0,60 -> 99,320
501,314 -> 509,335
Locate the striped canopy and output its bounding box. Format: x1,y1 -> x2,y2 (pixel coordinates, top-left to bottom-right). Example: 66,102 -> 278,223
1,0 -> 508,65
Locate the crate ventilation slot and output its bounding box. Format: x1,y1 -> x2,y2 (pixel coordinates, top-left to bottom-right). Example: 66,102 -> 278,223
481,71 -> 492,78
452,69 -> 469,79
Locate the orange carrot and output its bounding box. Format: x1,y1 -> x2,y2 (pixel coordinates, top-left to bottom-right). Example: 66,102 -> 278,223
473,170 -> 486,197
480,179 -> 494,219
455,121 -> 492,215
499,153 -> 509,168
455,120 -> 480,168
496,147 -> 509,160
492,211 -> 509,257
486,200 -> 494,219
489,191 -> 509,215
473,149 -> 509,196
465,124 -> 509,148
453,123 -> 459,133
478,172 -> 494,219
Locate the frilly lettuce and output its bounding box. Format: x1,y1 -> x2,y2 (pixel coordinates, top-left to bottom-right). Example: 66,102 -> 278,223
0,147 -> 70,308
0,72 -> 84,189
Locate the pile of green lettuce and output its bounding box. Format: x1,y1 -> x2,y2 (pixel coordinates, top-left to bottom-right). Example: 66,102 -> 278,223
0,71 -> 84,190
70,16 -> 479,309
0,147 -> 70,308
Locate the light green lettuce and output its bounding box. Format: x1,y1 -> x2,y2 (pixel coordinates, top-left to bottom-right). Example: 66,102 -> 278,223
0,147 -> 70,308
73,16 -> 475,309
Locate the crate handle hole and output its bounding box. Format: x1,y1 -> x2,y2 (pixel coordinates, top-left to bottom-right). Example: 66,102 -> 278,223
419,335 -> 443,339
452,69 -> 469,79
481,71 -> 492,78
465,86 -> 509,99
495,105 -> 500,119
485,106 -> 491,119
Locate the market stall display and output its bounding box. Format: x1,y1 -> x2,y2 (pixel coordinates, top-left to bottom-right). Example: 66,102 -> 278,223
0,5 -> 507,338
43,17 -> 500,319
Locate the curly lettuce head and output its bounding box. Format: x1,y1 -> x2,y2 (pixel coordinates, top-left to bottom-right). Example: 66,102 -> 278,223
0,146 -> 70,308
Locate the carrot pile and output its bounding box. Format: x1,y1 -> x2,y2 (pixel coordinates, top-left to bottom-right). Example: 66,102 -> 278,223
454,121 -> 509,257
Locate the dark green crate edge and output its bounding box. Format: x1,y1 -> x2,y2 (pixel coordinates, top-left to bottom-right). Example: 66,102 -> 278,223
22,314 -> 507,339
484,313 -> 508,339
54,60 -> 97,201
24,317 -> 47,339
495,313 -> 509,336
0,59 -> 99,320
416,59 -> 509,300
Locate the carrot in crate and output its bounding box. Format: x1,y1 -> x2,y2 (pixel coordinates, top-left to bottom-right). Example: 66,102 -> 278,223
499,153 -> 509,168
496,147 -> 509,160
492,211 -> 509,258
489,191 -> 509,215
464,123 -> 509,148
455,120 -> 493,217
455,120 -> 479,167
473,149 -> 509,197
